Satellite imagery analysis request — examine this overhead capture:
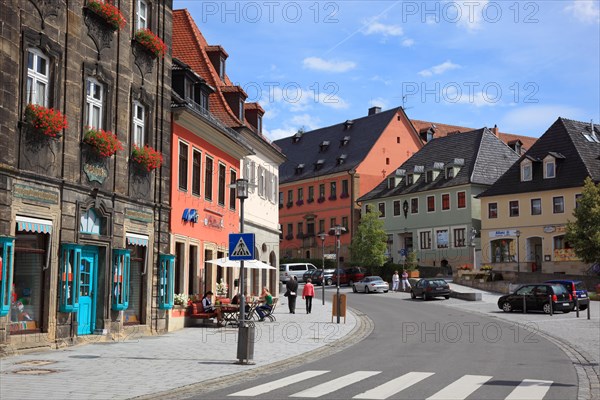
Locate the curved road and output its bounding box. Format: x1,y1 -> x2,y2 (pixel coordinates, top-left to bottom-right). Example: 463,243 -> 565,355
197,287 -> 578,399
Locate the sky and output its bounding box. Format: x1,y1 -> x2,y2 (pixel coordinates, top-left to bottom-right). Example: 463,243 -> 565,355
172,0 -> 600,140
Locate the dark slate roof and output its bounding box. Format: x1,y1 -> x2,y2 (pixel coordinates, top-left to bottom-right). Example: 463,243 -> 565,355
358,128 -> 520,202
478,118 -> 600,197
274,107 -> 408,184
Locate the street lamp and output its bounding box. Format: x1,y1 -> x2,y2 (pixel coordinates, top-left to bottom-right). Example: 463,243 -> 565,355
330,225 -> 346,324
470,228 -> 477,270
234,179 -> 250,364
515,230 -> 521,273
317,232 -> 328,305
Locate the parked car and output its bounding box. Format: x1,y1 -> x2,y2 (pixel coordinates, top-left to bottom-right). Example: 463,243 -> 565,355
307,269 -> 336,286
497,283 -> 573,314
545,280 -> 589,311
352,276 -> 389,293
332,267 -> 368,286
280,263 -> 317,283
410,278 -> 451,300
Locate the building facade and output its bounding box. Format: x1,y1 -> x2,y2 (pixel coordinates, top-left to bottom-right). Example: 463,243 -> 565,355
0,0 -> 172,353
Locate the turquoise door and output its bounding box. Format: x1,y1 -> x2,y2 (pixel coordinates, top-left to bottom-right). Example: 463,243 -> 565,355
77,249 -> 97,335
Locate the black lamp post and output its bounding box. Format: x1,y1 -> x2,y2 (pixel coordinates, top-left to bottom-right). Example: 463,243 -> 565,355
515,230 -> 521,273
470,228 -> 477,270
317,232 -> 328,305
234,179 -> 249,364
330,225 -> 346,324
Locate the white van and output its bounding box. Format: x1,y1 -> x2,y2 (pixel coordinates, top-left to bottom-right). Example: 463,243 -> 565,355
280,263 -> 317,283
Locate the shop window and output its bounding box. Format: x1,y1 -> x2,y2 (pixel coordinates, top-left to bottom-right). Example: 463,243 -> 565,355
158,254 -> 175,310
436,229 -> 449,248
0,237 -> 15,316
453,228 -> 466,247
491,239 -> 514,263
111,249 -> 130,311
59,244 -> 83,312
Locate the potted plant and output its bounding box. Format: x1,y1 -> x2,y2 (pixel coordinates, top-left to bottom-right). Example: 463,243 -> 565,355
131,144 -> 163,171
405,251 -> 419,278
86,0 -> 126,31
173,293 -> 189,307
83,127 -> 123,157
24,103 -> 68,139
134,28 -> 167,58
216,279 -> 228,297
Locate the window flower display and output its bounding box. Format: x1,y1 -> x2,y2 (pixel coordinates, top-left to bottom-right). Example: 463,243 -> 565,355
83,127 -> 123,157
134,29 -> 167,58
24,103 -> 68,138
131,144 -> 163,171
86,0 -> 126,31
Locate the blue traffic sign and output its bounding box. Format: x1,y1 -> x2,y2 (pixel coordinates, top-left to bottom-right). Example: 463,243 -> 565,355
400,248 -> 407,256
229,233 -> 255,260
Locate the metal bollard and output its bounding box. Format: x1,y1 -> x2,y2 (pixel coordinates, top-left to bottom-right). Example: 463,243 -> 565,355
576,297 -> 579,318
548,295 -> 553,316
588,303 -> 591,320
523,295 -> 526,314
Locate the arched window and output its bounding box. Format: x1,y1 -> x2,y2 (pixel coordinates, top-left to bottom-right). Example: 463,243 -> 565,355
80,209 -> 101,234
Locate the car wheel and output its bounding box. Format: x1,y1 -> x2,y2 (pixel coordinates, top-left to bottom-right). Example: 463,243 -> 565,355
411,291 -> 416,299
352,285 -> 357,293
384,290 -> 389,293
326,278 -> 333,286
502,302 -> 512,313
543,303 -> 552,314
444,295 -> 450,299
365,286 -> 370,294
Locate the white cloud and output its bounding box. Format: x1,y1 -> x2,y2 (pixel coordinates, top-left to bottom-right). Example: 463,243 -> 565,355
402,38 -> 415,47
565,0 -> 600,24
362,20 -> 403,36
264,114 -> 322,141
456,0 -> 489,32
258,85 -> 349,113
370,75 -> 393,85
303,57 -> 356,73
501,105 -> 585,136
418,60 -> 461,77
265,127 -> 299,141
290,114 -> 321,131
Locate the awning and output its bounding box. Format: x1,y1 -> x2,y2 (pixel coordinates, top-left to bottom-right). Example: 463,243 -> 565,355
126,233 -> 149,247
16,216 -> 53,234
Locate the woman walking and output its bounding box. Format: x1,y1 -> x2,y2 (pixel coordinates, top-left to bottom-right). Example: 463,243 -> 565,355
302,278 -> 315,314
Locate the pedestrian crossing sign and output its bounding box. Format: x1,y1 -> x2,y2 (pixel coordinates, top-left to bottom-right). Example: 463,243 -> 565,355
229,233 -> 255,260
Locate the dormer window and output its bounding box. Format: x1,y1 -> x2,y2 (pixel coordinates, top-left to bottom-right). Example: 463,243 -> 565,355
406,174 -> 414,185
238,98 -> 244,122
295,164 -> 305,174
219,56 -> 226,80
257,115 -> 262,133
521,160 -> 532,181
344,120 -> 354,130
320,141 -> 330,152
388,177 -> 396,189
292,130 -> 303,143
544,157 -> 556,179
314,159 -> 325,170
446,167 -> 454,179
426,170 -> 433,183
337,154 -> 347,165
340,136 -> 350,146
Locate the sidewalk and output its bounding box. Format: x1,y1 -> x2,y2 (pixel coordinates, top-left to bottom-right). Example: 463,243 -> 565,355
0,296 -> 360,400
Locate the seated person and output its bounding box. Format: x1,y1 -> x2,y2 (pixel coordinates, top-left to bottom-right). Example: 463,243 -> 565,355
255,287 -> 273,321
232,292 -> 251,313
201,291 -> 222,325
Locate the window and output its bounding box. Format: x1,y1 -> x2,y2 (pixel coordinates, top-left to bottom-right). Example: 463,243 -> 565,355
531,198 -> 541,215
86,78 -> 104,129
287,190 -> 293,204
446,167 -> 454,179
330,182 -> 337,198
136,0 -> 148,30
218,163 -> 226,206
257,115 -> 262,133
442,194 -> 450,210
378,202 -> 385,217
204,156 -> 213,201
488,203 -> 498,218
419,231 -> 432,250
319,184 -> 325,199
575,193 -> 582,208
297,187 -> 304,201
544,159 -> 556,179
341,179 -> 349,196
393,200 -> 401,216
132,101 -> 145,147
238,98 -> 244,122
297,222 -> 303,238
330,218 -> 337,229
80,208 -> 101,234
279,192 -> 284,206
342,216 -> 348,231
26,49 -> 49,106
509,200 -> 519,217
427,195 -> 435,212
318,219 -> 325,233
219,56 -> 226,80
258,166 -> 265,197
308,186 -> 314,202
306,222 -> 315,237
287,223 -> 293,236
436,229 -> 449,248
553,196 -> 564,213
229,170 -> 236,210
407,174 -> 414,185
492,239 -> 514,263
411,198 -> 418,214
178,141 -> 188,191
453,228 -> 466,247
521,162 -> 532,181
457,192 -> 466,208
192,149 -> 201,196
426,170 -> 433,183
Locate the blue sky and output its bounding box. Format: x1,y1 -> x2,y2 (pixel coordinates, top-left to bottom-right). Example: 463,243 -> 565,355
173,1 -> 600,140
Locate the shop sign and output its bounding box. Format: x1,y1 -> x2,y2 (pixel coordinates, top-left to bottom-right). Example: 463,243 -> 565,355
14,184 -> 58,204
543,226 -> 556,233
182,208 -> 198,223
204,215 -> 223,229
125,208 -> 152,223
488,229 -> 517,238
83,161 -> 108,184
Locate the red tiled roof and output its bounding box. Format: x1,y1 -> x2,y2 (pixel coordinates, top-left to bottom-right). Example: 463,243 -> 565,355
245,102 -> 264,113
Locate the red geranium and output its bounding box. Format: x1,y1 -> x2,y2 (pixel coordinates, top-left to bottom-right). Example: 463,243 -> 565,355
134,29 -> 167,58
83,127 -> 123,157
87,0 -> 126,31
132,144 -> 163,171
25,103 -> 68,138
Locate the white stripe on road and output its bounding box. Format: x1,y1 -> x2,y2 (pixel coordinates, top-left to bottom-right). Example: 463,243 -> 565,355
353,372 -> 434,399
426,374 -> 492,400
505,379 -> 553,400
228,370 -> 329,397
290,371 -> 381,398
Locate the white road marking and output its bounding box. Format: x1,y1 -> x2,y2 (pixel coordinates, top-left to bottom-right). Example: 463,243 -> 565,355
505,379 -> 553,400
426,374 -> 492,400
228,370 -> 329,397
290,371 -> 381,398
353,371 -> 435,399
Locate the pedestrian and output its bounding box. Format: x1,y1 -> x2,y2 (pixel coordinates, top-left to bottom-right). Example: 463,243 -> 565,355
285,276 -> 298,314
302,278 -> 315,314
401,270 -> 411,292
392,270 -> 400,292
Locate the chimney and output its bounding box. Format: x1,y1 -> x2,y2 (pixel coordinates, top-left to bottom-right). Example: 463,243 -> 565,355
492,124 -> 499,136
368,106 -> 381,116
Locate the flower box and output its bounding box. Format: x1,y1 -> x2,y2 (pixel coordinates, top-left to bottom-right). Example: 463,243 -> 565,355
134,29 -> 167,58
86,0 -> 126,31
286,202 -> 293,208
83,127 -> 123,157
328,195 -> 337,201
24,103 -> 68,138
132,144 -> 163,171
296,200 -> 304,206
307,198 -> 314,203
340,193 -> 350,199
317,197 -> 326,203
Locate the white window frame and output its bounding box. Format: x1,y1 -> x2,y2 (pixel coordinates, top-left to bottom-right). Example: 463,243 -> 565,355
258,165 -> 265,198
26,48 -> 49,106
419,230 -> 432,250
441,193 -> 450,211
553,196 -> 564,214
544,157 -> 556,179
86,77 -> 104,129
521,160 -> 532,181
136,0 -> 148,30
435,227 -> 449,249
132,101 -> 145,147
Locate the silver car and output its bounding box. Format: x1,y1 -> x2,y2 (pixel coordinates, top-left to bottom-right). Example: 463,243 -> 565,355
352,276 -> 389,293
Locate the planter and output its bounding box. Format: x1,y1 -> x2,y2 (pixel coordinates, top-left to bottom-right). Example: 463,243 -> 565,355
134,29 -> 167,58
408,270 -> 420,278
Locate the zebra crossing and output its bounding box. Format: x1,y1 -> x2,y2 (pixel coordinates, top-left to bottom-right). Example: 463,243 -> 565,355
228,370 -> 554,399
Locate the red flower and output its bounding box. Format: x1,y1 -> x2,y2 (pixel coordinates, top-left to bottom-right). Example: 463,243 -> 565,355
83,127 -> 123,157
25,103 -> 68,138
132,144 -> 163,171
87,0 -> 126,31
134,29 -> 167,58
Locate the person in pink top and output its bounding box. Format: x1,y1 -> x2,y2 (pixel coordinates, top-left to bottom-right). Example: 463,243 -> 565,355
302,278 -> 315,314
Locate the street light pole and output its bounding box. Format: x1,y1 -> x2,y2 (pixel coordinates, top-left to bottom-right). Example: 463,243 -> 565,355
235,179 -> 249,364
330,225 -> 346,324
470,228 -> 477,270
317,233 -> 328,305
515,230 -> 521,273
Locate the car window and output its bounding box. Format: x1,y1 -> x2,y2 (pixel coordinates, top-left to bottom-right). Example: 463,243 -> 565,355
279,265 -> 285,272
290,265 -> 305,271
534,286 -> 549,295
308,264 -> 316,270
550,284 -> 567,294
429,280 -> 446,287
416,280 -> 423,288
371,276 -> 383,281
575,282 -> 586,291
515,285 -> 534,295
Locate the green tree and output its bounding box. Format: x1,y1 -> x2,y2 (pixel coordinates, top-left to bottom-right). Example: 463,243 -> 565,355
350,209 -> 388,268
565,177 -> 600,264
404,250 -> 418,271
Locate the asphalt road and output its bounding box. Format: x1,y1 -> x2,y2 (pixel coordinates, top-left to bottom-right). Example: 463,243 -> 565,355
197,286 -> 578,400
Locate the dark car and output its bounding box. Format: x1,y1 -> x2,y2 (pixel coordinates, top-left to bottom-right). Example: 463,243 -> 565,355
309,269 -> 336,286
498,284 -> 573,314
410,278 -> 451,300
545,280 -> 589,311
332,267 -> 368,286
